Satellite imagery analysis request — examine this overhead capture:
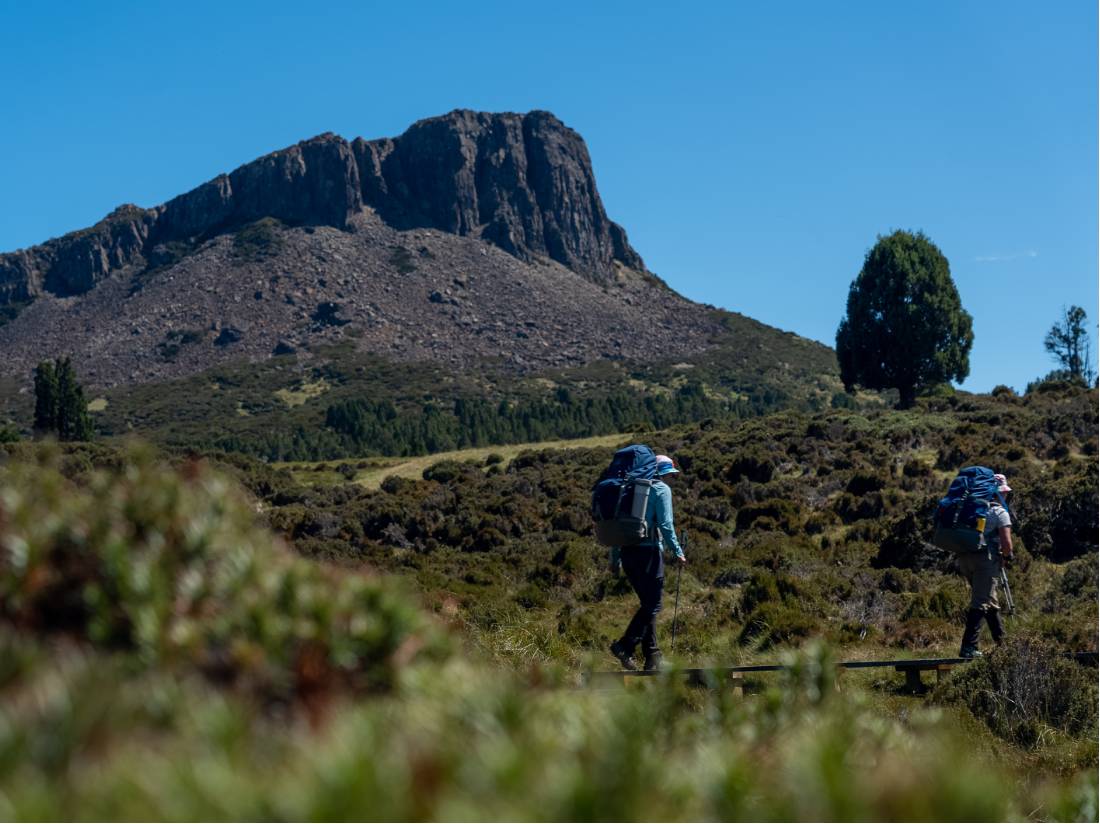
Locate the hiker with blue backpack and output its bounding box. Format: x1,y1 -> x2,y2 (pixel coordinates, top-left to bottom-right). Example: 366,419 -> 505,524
591,445 -> 686,672
932,467 -> 1014,658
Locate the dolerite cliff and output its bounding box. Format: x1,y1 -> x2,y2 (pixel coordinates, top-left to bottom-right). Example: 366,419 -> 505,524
0,110 -> 732,389
0,110 -> 641,305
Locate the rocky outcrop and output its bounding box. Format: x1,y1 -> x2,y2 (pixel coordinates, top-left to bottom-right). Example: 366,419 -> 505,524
0,111 -> 643,306
354,110 -> 643,279
153,133 -> 363,242
0,205 -> 153,303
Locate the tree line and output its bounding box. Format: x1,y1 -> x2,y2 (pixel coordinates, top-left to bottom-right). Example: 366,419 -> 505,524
322,383 -> 770,459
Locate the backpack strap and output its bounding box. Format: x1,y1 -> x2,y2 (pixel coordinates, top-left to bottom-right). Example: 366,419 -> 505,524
636,479 -> 652,539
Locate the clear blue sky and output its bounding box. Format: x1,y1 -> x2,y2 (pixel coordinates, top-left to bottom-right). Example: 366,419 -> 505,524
2,1 -> 1095,392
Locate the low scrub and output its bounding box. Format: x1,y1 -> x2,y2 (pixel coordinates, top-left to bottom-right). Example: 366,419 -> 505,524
936,635 -> 1098,749
0,447 -> 446,700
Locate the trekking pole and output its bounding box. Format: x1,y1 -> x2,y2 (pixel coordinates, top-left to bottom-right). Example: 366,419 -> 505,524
671,529 -> 685,654
999,562 -> 1015,615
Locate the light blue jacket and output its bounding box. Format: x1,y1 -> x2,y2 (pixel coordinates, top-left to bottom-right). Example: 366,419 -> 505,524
609,479 -> 684,565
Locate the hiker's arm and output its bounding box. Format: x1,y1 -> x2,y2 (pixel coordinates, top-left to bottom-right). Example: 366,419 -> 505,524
655,485 -> 684,560
997,507 -> 1013,559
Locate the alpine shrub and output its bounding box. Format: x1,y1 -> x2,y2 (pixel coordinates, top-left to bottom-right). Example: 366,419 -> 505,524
0,449 -> 447,699
935,635 -> 1098,748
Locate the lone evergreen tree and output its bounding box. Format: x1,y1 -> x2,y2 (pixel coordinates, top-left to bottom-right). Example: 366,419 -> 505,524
33,357 -> 93,441
33,360 -> 59,433
1043,305 -> 1095,385
836,230 -> 973,408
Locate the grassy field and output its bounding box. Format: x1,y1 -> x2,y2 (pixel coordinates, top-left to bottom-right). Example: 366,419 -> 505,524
276,431 -> 633,489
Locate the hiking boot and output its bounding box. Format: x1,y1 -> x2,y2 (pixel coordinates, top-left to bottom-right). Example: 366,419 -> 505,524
610,640 -> 638,671
643,651 -> 663,672
959,646 -> 983,659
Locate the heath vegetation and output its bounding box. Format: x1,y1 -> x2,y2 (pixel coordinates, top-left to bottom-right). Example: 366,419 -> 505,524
1,383 -> 1094,820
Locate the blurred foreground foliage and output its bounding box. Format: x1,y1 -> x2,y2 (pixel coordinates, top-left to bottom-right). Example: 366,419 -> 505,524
0,447 -> 446,702
0,630 -> 1095,821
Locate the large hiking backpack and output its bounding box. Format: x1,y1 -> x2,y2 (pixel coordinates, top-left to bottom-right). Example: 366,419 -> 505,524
931,466 -> 1002,553
591,444 -> 658,547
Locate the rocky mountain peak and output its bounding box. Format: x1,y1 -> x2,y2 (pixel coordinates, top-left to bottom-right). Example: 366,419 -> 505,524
0,111 -> 643,308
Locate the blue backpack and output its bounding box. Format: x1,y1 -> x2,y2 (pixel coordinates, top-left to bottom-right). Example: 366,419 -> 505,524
932,466 -> 1005,553
591,445 -> 657,547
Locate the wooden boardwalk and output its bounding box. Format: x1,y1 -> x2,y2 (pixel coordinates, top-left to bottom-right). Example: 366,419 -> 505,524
588,651 -> 1098,694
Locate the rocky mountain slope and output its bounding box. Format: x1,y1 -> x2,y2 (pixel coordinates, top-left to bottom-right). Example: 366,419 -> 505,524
0,210 -> 722,389
0,110 -> 738,390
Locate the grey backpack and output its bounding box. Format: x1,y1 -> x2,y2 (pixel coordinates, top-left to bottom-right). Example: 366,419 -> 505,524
591,444 -> 657,547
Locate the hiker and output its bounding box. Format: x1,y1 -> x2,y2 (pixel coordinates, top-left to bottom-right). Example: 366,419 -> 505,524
957,473 -> 1014,658
608,454 -> 686,672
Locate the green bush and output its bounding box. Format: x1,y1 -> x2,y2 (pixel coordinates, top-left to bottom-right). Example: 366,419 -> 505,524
1017,474 -> 1100,562
738,601 -> 817,648
936,635 -> 1098,748
422,460 -> 476,483
735,498 -> 803,533
725,450 -> 775,483
900,585 -> 964,621
0,448 -> 446,699
232,217 -> 284,262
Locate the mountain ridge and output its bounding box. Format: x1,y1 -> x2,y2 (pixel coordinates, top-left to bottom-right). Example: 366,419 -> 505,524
0,109 -> 643,307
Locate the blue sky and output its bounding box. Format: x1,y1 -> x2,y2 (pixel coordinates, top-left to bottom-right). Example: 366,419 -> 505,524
2,1 -> 1095,392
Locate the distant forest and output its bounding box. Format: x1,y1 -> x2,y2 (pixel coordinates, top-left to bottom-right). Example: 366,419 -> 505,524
213,381 -> 801,461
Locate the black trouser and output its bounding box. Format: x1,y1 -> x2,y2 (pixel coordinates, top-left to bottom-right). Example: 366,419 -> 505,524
618,544 -> 665,656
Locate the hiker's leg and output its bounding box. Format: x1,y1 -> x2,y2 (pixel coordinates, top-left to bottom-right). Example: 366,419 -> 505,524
959,551 -> 999,656
956,553 -> 983,656
960,608 -> 984,657
640,576 -> 664,656
637,547 -> 665,656
972,552 -> 999,614
985,608 -> 1004,644
619,551 -> 649,650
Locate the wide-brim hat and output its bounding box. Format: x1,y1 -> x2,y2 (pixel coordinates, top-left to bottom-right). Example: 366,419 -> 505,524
654,454 -> 680,476
994,473 -> 1012,493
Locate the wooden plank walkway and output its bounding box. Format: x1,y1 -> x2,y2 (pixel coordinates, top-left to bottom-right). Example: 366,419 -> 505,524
588,651 -> 1098,694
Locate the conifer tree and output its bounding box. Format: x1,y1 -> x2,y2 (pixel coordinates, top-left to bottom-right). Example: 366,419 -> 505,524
33,357 -> 93,441
836,230 -> 973,408
1044,305 -> 1095,385
33,360 -> 59,433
